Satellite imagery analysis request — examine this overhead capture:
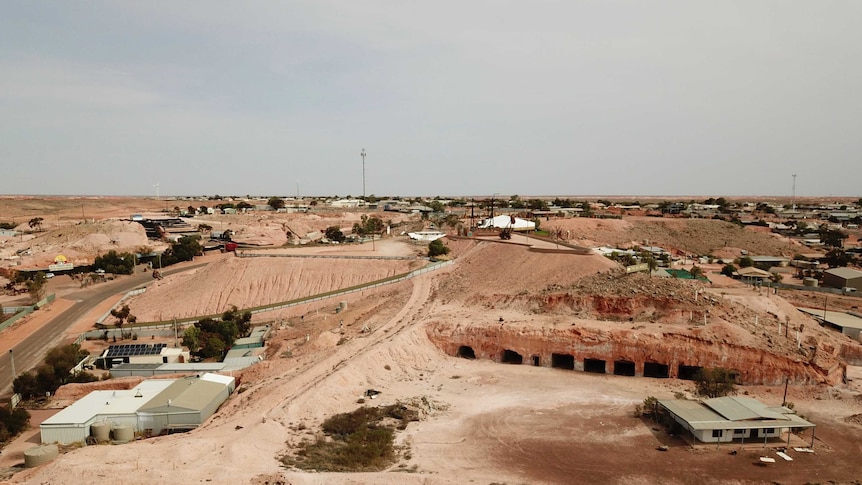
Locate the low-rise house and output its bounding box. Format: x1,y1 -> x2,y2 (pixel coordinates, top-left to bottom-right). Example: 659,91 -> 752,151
736,266 -> 773,283
95,343 -> 190,369
659,396 -> 815,445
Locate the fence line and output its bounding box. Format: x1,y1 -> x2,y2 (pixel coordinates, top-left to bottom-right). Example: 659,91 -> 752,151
237,252 -> 422,261
95,287 -> 148,325
101,260 -> 454,335
0,294 -> 56,332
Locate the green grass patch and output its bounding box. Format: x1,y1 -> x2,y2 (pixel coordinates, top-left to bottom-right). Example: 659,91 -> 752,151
282,404 -> 418,472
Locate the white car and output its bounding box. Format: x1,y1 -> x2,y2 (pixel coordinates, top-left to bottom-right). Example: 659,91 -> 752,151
45,273 -> 54,279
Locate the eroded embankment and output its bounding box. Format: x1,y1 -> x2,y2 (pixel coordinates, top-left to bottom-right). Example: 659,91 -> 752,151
426,321 -> 846,386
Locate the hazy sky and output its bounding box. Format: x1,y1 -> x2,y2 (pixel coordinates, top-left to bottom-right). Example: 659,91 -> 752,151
1,1 -> 860,197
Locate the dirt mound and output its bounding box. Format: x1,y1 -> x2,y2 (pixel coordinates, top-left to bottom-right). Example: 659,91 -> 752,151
0,220 -> 152,268
845,413 -> 862,425
127,254 -> 421,321
50,377 -> 145,407
437,241 -> 618,302
548,217 -> 804,256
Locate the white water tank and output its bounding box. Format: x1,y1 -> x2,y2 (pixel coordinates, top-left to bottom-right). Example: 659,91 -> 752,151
24,445 -> 58,468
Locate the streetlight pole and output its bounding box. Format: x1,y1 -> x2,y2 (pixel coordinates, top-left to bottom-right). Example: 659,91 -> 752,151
9,349 -> 16,378
361,148 -> 366,198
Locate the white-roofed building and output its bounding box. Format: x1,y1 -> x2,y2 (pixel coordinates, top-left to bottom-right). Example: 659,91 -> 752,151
477,215 -> 535,231
40,379 -> 174,445
40,373 -> 235,444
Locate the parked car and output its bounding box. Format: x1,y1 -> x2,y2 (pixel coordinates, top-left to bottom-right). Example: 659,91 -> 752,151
45,273 -> 54,279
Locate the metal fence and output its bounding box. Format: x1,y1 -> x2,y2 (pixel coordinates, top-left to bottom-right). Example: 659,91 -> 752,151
0,294 -> 56,332
238,252 -> 423,261
95,287 -> 147,325
75,260 -> 454,339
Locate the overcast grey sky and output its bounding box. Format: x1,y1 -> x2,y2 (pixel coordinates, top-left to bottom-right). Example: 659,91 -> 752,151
1,1 -> 860,198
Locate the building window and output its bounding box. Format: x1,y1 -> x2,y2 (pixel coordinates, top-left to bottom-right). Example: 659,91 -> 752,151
712,430 -> 723,438
765,428 -> 775,434
734,429 -> 744,435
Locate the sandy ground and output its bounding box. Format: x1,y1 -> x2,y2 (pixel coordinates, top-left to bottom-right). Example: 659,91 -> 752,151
2,198 -> 862,484
3,240 -> 861,484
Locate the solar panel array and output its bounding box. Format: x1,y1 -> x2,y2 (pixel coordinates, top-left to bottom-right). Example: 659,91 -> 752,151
105,343 -> 167,358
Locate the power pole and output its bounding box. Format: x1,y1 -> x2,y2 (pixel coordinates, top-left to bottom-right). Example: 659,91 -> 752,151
360,148 -> 366,198
792,174 -> 797,211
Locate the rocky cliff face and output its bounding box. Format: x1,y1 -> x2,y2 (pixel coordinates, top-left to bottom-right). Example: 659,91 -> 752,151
426,321 -> 846,386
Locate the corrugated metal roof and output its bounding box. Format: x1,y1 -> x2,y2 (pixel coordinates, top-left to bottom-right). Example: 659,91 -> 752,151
222,356 -> 263,372
158,363 -> 226,372
659,398 -> 815,431
110,363 -> 162,371
704,397 -> 786,421
138,379 -> 226,413
660,399 -> 726,425
825,267 -> 862,280
42,380 -> 175,425
798,308 -> 862,330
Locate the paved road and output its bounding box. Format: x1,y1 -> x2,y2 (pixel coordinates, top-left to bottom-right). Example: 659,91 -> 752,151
0,263 -> 206,394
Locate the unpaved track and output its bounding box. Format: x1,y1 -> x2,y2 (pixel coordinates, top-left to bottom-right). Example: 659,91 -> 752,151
267,272 -> 436,420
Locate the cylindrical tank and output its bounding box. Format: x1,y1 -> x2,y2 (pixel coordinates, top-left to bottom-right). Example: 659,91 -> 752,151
91,421 -> 111,442
112,425 -> 134,443
803,278 -> 818,287
24,444 -> 58,468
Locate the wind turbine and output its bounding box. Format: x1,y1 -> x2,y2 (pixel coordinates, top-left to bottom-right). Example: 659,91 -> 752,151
154,181 -> 160,200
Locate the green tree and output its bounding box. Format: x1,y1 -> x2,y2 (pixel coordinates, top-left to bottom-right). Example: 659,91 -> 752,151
94,250 -> 135,275
325,226 -> 346,243
182,326 -> 201,352
110,304 -> 133,332
28,217 -> 43,231
352,215 -> 385,236
26,272 -> 47,304
527,199 -> 548,211
0,405 -> 30,441
825,248 -> 851,268
268,197 -> 286,210
428,239 -> 450,258
187,205 -> 196,215
642,254 -> 658,276
821,228 -> 848,248
689,265 -> 704,279
12,372 -> 40,400
236,201 -> 253,210
694,368 -> 738,398
14,343 -> 95,400
161,235 -> 202,266
721,264 -> 737,277
428,200 -> 445,213
738,256 -> 754,268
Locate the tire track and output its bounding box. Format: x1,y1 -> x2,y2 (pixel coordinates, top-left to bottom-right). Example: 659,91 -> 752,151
265,273 -> 437,419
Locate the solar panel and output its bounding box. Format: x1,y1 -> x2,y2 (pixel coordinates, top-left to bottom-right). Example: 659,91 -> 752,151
105,343 -> 166,358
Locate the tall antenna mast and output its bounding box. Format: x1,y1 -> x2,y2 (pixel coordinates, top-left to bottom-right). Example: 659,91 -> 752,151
791,174 -> 797,211
154,181 -> 160,200
360,148 -> 367,198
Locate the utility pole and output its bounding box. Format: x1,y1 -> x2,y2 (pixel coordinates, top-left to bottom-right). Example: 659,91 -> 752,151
360,148 -> 366,198
791,174 -> 797,211
9,349 -> 15,378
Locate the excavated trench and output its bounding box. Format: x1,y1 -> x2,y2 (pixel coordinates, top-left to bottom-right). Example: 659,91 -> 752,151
427,322 -> 846,386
